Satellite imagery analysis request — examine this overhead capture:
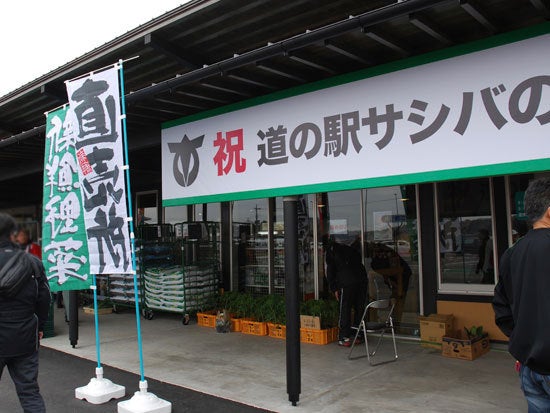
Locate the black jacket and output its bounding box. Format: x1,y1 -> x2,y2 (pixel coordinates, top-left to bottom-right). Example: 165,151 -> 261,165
493,228 -> 550,374
326,242 -> 367,291
0,241 -> 51,357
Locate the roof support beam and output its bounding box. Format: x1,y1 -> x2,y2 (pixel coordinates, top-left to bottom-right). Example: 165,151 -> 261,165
144,33 -> 202,70
409,13 -> 452,45
199,81 -> 252,97
125,117 -> 155,127
175,91 -> 230,105
134,103 -> 181,116
529,0 -> 550,18
154,97 -> 208,111
125,0 -> 451,103
323,40 -> 372,65
0,125 -> 46,149
0,121 -> 17,134
459,0 -> 497,33
226,73 -> 277,90
363,30 -> 409,57
125,109 -> 166,122
256,62 -> 306,82
40,84 -> 67,103
288,53 -> 337,75
1,0 -> 452,146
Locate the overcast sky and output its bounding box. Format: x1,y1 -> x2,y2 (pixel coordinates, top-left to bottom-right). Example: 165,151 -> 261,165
0,1 -> 188,97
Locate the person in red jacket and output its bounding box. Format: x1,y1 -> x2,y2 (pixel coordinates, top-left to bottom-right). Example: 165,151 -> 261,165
14,227 -> 42,259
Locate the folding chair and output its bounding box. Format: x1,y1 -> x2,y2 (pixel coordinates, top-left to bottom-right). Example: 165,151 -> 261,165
371,272 -> 392,300
348,298 -> 398,365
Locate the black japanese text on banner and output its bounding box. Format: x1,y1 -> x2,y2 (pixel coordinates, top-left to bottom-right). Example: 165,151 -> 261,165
66,66 -> 132,274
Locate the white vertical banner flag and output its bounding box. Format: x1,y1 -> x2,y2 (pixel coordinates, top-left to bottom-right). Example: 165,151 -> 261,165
65,66 -> 132,274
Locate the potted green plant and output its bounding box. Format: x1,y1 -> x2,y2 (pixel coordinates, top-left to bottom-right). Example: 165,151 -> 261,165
240,294 -> 269,336
260,294 -> 286,324
194,290 -> 218,327
299,298 -> 339,344
217,291 -> 253,331
464,325 -> 485,340
261,294 -> 286,339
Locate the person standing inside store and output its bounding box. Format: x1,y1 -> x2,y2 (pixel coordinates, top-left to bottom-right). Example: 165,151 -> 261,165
0,213 -> 50,413
493,177 -> 550,412
324,236 -> 368,347
476,228 -> 494,284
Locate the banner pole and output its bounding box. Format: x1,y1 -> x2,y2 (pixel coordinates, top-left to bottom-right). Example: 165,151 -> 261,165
92,274 -> 101,368
117,59 -> 172,413
117,60 -> 145,382
44,104 -> 125,404
75,271 -> 125,404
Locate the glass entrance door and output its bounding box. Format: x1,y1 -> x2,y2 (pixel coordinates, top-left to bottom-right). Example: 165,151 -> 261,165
315,185 -> 420,335
362,185 -> 420,335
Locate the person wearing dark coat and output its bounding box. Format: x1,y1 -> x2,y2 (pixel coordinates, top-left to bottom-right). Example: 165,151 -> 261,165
493,177 -> 550,412
0,213 -> 50,413
325,238 -> 368,347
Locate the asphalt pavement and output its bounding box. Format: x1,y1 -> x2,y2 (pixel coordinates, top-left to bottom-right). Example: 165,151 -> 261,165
0,346 -> 272,413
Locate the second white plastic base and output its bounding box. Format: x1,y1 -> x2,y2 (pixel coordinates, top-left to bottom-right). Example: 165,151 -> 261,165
117,380 -> 172,413
75,367 -> 126,404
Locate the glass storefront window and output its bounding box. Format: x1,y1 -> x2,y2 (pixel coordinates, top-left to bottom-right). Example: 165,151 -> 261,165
316,190 -> 362,298
317,190 -> 362,245
232,198 -> 269,293
437,178 -> 495,293
363,185 -> 420,335
274,195 -> 314,298
200,203 -> 221,222
231,196 -> 313,297
229,186 -> 420,335
164,206 -> 188,225
136,191 -> 159,225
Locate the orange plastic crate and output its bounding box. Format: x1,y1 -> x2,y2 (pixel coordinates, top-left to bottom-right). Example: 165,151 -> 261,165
196,312 -> 216,328
230,317 -> 246,332
300,327 -> 338,345
267,323 -> 286,339
241,320 -> 268,336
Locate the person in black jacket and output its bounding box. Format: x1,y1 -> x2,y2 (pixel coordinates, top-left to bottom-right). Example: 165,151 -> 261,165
493,177 -> 550,412
325,237 -> 368,347
0,213 -> 50,413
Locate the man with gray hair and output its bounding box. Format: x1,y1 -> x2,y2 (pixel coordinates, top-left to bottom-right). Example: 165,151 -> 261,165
0,212 -> 50,412
493,177 -> 550,412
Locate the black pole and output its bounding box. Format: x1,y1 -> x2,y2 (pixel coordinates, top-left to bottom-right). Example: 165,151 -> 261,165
69,290 -> 79,348
284,196 -> 301,406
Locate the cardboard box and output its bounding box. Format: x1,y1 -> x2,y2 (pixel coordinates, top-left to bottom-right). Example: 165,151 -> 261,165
300,315 -> 321,330
419,314 -> 454,349
442,331 -> 490,360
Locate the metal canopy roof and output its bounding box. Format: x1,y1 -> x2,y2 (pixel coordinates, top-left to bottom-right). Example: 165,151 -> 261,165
0,0 -> 548,208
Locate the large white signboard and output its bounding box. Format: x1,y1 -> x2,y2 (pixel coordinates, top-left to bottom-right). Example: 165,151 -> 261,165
162,32 -> 550,206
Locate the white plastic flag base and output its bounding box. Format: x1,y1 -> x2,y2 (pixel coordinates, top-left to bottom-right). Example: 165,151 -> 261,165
75,367 -> 126,404
118,380 -> 172,413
